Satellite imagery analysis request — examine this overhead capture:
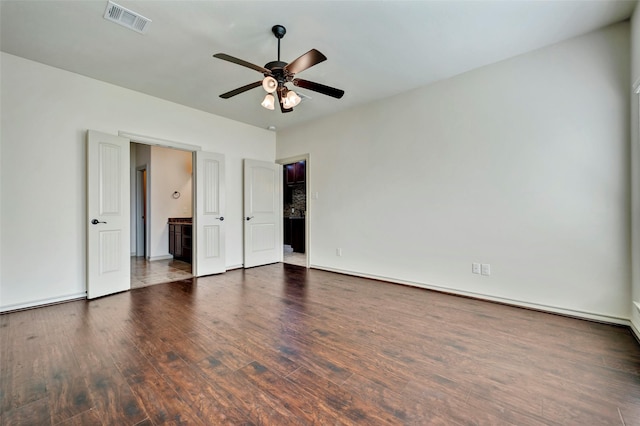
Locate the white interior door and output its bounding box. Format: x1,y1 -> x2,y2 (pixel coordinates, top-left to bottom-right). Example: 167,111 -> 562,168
87,130 -> 130,299
194,151 -> 226,276
244,159 -> 282,268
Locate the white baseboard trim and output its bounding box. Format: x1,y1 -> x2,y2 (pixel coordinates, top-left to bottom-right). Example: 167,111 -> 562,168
310,264 -> 630,326
148,255 -> 173,261
0,292 -> 86,313
631,321 -> 640,343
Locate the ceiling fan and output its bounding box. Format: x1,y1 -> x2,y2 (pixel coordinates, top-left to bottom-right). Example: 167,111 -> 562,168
213,24 -> 344,113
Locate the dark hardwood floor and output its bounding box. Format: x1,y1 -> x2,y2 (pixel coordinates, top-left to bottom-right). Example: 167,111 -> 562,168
1,263 -> 640,425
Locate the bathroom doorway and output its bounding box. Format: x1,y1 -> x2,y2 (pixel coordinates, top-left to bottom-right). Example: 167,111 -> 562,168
130,142 -> 194,287
281,157 -> 309,267
135,167 -> 147,258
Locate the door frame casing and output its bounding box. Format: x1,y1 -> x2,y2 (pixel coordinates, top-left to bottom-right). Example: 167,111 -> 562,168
120,131 -> 201,152
120,131 -> 200,275
121,131 -> 229,277
630,79 -> 640,340
135,166 -> 147,258
277,154 -> 310,268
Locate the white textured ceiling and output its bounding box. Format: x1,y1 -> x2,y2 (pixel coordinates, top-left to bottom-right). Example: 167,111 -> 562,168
0,0 -> 636,131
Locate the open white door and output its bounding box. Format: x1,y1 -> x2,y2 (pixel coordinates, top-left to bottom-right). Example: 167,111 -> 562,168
244,159 -> 282,268
87,130 -> 130,299
194,151 -> 226,276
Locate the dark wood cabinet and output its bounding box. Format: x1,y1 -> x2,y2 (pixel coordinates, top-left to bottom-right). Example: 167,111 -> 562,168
284,217 -> 305,253
283,161 -> 305,254
284,168 -> 293,203
291,218 -> 305,253
283,218 -> 292,245
181,225 -> 192,261
169,224 -> 176,255
169,221 -> 192,263
285,161 -> 305,185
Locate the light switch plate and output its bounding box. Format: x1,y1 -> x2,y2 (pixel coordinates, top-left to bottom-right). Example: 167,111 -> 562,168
481,264 -> 491,276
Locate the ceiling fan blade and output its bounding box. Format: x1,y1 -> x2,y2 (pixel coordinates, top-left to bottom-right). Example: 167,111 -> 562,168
219,81 -> 262,99
277,89 -> 293,113
284,49 -> 327,75
213,53 -> 270,74
293,78 -> 344,99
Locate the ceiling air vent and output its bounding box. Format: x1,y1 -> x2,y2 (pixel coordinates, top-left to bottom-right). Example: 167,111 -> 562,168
103,1 -> 151,34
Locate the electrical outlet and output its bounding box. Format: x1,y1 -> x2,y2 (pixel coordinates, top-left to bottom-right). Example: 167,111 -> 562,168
472,263 -> 481,274
336,248 -> 342,257
481,264 -> 491,276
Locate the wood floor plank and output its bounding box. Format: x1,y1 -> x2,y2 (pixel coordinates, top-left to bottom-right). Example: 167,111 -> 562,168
236,361 -> 350,425
106,326 -> 203,426
194,358 -> 306,425
68,306 -> 149,426
285,365 -> 404,424
0,396 -> 52,426
541,395 -> 622,425
40,310 -> 94,425
147,354 -> 252,425
47,372 -> 93,425
619,403 -> 640,426
123,369 -> 203,426
2,263 -> 639,425
55,408 -> 104,426
1,310 -> 49,414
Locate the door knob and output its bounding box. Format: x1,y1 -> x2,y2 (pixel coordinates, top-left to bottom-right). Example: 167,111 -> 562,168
246,216 -> 254,221
91,219 -> 107,225
216,217 -> 225,221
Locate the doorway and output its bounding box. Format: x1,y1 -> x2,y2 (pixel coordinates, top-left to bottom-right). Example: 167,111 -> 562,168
87,130 -> 227,298
130,142 -> 194,288
135,167 -> 146,257
281,157 -> 309,267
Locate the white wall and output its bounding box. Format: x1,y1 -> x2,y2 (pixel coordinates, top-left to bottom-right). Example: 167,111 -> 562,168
631,4 -> 640,335
149,145 -> 193,260
278,22 -> 631,323
0,52 -> 275,311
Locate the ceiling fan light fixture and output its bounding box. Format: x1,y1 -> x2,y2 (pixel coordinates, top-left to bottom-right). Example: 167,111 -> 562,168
261,93 -> 275,110
262,76 -> 278,93
286,90 -> 302,107
282,95 -> 292,109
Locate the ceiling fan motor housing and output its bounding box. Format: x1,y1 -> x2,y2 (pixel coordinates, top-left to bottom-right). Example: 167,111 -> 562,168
272,25 -> 286,39
265,61 -> 289,85
265,61 -> 288,71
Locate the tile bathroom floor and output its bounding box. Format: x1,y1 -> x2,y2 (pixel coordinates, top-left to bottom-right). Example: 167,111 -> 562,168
131,257 -> 192,289
133,252 -> 304,289
283,251 -> 307,267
